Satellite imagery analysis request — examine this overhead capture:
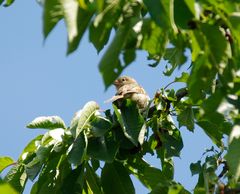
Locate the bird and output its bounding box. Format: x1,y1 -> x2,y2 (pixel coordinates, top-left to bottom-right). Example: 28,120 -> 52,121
105,76 -> 150,111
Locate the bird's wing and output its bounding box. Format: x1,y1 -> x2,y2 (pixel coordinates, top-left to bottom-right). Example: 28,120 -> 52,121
104,95 -> 124,103
117,84 -> 141,95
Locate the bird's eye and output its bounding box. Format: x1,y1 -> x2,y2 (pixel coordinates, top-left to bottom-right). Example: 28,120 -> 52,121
121,78 -> 125,82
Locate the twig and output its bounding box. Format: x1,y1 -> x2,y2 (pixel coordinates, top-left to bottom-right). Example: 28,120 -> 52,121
147,88 -> 188,118
218,160 -> 229,178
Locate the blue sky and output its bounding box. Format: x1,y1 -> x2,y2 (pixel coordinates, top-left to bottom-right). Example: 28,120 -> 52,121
0,1 -> 214,193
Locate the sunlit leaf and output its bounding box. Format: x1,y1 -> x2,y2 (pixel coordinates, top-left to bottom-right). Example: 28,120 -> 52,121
141,20 -> 168,66
174,72 -> 189,83
70,101 -> 100,137
64,3 -> 94,54
0,157 -> 15,174
168,182 -> 191,194
1,0 -> 14,7
43,0 -> 63,39
27,116 -> 66,130
143,0 -> 176,31
4,164 -> 27,193
32,154 -> 71,194
19,135 -> 43,161
89,0 -> 122,52
0,183 -> 18,194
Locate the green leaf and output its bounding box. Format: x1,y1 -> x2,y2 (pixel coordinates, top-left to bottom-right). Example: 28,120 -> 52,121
87,135 -> 118,162
197,121 -> 224,147
143,0 -> 175,30
150,183 -> 168,194
70,101 -> 100,137
99,25 -> 131,89
177,106 -> 194,131
89,0 -> 122,52
60,165 -> 84,194
43,0 -> 93,54
161,158 -> 174,180
163,129 -> 183,158
31,154 -> 72,194
229,13 -> 240,48
163,46 -> 187,76
0,183 -> 18,194
168,182 -> 191,194
127,157 -> 167,189
4,164 -> 27,193
143,166 -> 166,188
19,135 -> 43,161
36,145 -> 52,163
85,164 -> 103,194
225,125 -> 240,180
90,116 -> 112,137
174,72 -> 189,83
101,162 -> 135,194
188,54 -> 216,102
190,161 -> 202,176
25,158 -> 42,181
200,23 -> 228,66
68,132 -> 88,166
114,100 -> 145,146
26,116 -> 66,130
141,20 -> 168,65
43,0 -> 63,39
0,157 -> 15,174
90,159 -> 100,171
113,125 -> 136,150
151,182 -> 191,194
64,3 -> 94,54
193,172 -> 205,194
123,49 -> 136,66
174,0 -> 195,29
1,0 -> 14,7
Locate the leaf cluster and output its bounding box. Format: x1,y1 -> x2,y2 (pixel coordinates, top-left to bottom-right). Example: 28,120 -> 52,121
0,98 -> 189,193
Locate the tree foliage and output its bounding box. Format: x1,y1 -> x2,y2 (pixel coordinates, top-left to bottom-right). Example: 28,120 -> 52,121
1,0 -> 240,193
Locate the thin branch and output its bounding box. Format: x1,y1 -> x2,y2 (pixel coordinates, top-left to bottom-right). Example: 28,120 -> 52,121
218,160 -> 229,178
147,88 -> 189,118
164,81 -> 176,90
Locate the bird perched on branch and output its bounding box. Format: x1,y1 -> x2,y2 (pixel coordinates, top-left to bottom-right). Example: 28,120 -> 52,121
106,76 -> 150,111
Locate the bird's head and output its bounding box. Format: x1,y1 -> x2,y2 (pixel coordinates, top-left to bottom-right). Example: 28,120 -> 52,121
113,76 -> 137,89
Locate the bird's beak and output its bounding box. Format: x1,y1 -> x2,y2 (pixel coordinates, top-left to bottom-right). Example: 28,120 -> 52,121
113,79 -> 119,86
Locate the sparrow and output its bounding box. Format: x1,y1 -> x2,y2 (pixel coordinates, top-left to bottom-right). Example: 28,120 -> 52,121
106,76 -> 150,111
